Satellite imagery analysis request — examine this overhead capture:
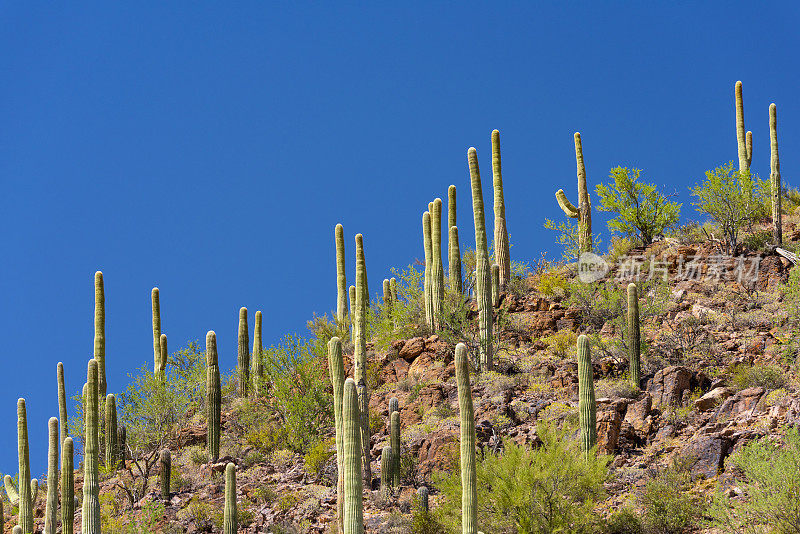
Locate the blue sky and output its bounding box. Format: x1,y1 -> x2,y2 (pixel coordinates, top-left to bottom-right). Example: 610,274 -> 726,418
2,3 -> 799,475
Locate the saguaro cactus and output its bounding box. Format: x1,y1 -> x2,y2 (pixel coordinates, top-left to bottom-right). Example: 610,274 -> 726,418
4,475 -> 19,505
431,198 -> 445,330
223,463 -> 237,534
342,378 -> 364,534
354,235 -> 368,382
238,307 -> 250,397
770,103 -> 782,245
357,381 -> 371,484
389,397 -> 399,417
336,223 -> 349,327
355,233 -> 369,307
390,411 -> 400,488
468,147 -> 493,372
252,310 -> 264,395
45,417 -> 58,534
577,335 -> 597,453
448,184 -> 457,262
31,479 -> 38,502
627,284 -> 641,388
556,132 -> 593,253
491,263 -> 500,307
105,394 -> 119,468
156,334 -> 168,380
417,486 -> 429,513
94,271 -> 107,398
17,398 -> 33,534
62,437 -> 74,534
160,450 -> 171,499
383,279 -> 393,328
349,285 -> 356,343
328,338 -> 346,533
206,331 -> 221,462
491,130 -> 511,289
390,277 -> 398,304
735,81 -> 753,174
380,446 -> 393,499
120,425 -> 127,461
152,287 -> 161,376
83,360 -> 101,534
58,362 -> 68,446
455,343 -> 477,533
449,226 -> 462,293
423,211 -> 433,328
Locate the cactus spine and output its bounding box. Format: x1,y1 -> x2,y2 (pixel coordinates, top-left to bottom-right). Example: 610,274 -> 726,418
423,211 -> 433,328
252,310 -> 264,396
336,223 -> 349,328
354,234 -> 368,383
62,437 -> 74,534
45,417 -> 58,534
491,130 -> 511,289
449,226 -> 462,293
82,360 -> 100,534
238,307 -> 250,397
328,338 -> 346,533
17,399 -> 33,534
390,410 -> 400,488
206,331 -> 221,462
223,463 -> 237,534
577,335 -> 597,453
455,343 -> 478,533
627,284 -> 641,388
94,271 -> 107,399
357,381 -> 371,484
58,362 -> 68,446
152,287 -> 161,376
380,446 -> 392,499
105,394 -> 119,468
157,333 -> 168,380
556,133 -> 593,253
735,81 -> 752,174
417,486 -> 429,512
468,147 -> 493,371
770,103 -> 782,245
491,263 -> 500,307
160,449 -> 171,499
431,198 -> 445,330
342,378 -> 364,534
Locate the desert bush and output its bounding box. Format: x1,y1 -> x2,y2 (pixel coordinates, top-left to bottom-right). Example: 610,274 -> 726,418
638,456 -> 702,534
595,378 -> 640,399
535,268 -> 570,299
544,218 -> 602,263
543,330 -> 578,358
607,236 -> 635,264
304,438 -> 335,480
731,363 -> 786,391
605,506 -> 644,534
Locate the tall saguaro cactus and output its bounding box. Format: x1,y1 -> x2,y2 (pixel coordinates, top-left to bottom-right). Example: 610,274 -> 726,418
336,223 -> 349,328
423,211 -> 433,329
94,271 -> 107,398
448,185 -> 457,251
354,235 -> 368,383
357,381 -> 371,484
468,147 -> 493,371
390,410 -> 400,488
431,198 -> 445,330
349,285 -> 356,343
455,343 -> 477,534
157,334 -> 168,380
491,130 -> 511,288
238,307 -> 250,397
223,463 -> 237,534
328,338 -> 345,533
45,417 -> 59,534
381,446 -> 393,499
627,284 -> 641,388
449,226 -> 462,293
17,398 -> 33,534
342,378 -> 364,534
735,80 -> 753,174
83,360 -> 101,534
58,362 -> 68,446
105,394 -> 119,468
577,335 -> 597,453
252,310 -> 264,395
62,437 -> 74,534
152,287 -> 161,376
556,133 -> 593,253
770,103 -> 782,245
160,450 -> 171,499
206,331 -> 221,462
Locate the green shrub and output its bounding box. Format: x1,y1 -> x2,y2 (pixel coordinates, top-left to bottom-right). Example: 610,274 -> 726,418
544,218 -> 602,263
605,506 -> 644,534
607,236 -> 634,264
304,438 -> 335,479
535,268 -> 569,298
543,330 -> 578,358
638,456 -> 702,534
731,364 -> 786,391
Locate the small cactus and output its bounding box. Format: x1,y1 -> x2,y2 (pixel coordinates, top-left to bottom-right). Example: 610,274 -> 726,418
223,463 -> 237,534
468,147 -> 493,371
336,223 -> 349,327
455,343 -> 478,533
95,271 -> 107,398
390,411 -> 400,488
17,398 -> 33,534
206,331 -> 221,462
58,362 -> 69,446
342,378 -> 364,534
328,338 -> 346,533
31,479 -> 38,502
45,417 -> 58,534
770,103 -> 782,245
82,360 -> 101,534
238,307 -> 250,397
431,198 -> 445,330
491,130 -> 511,289
555,133 -> 593,253
380,446 -> 393,500
160,450 -> 171,499
491,263 -> 500,307
157,333 -> 168,380
449,226 -> 462,293
62,437 -> 75,534
423,211 -> 433,329
105,394 -> 119,468
627,284 -> 641,388
577,335 -> 597,453
417,486 -> 429,513
252,310 -> 264,396
735,81 -> 753,174
152,287 -> 161,377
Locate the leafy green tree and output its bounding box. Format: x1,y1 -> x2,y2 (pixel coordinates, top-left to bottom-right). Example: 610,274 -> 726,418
595,166 -> 681,246
690,161 -> 768,254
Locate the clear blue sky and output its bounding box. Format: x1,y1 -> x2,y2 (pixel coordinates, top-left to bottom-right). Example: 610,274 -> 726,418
2,3 -> 798,476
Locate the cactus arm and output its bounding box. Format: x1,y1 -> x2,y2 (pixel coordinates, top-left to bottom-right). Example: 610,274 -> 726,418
252,310 -> 264,396
449,226 -> 462,293
17,398 -> 33,533
555,189 -> 580,218
735,81 -> 750,173
357,381 -> 371,484
105,394 -> 118,468
4,474 -> 19,505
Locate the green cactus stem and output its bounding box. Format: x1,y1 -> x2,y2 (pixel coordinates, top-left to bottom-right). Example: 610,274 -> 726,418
17,398 -> 33,534
556,132 -> 593,253
223,463 -> 237,534
82,360 -> 100,534
449,226 -> 462,293
336,223 -> 349,328
152,287 -> 161,377
357,381 -> 371,484
238,307 -> 250,397
206,331 -> 221,462
355,233 -> 369,308
354,234 -> 369,385
342,378 -> 364,534
383,279 -> 393,328
4,475 -> 18,504
455,343 -> 478,533
328,337 -> 346,533
423,211 -> 433,329
417,486 -> 429,512
468,147 -> 493,372
390,277 -> 398,304
380,446 -> 393,500
491,263 -> 500,307
770,103 -> 782,245
105,394 -> 118,468
389,397 -> 399,416
390,411 -> 400,488
252,310 -> 264,396
160,450 -> 171,499
735,81 -> 752,174
577,335 -> 597,453
45,417 -> 58,534
349,285 -> 356,343
448,184 -> 456,262
156,333 -> 168,380
31,479 -> 38,503
62,437 -> 74,534
94,271 -> 107,399
431,198 -> 444,331
119,424 -> 127,462
491,130 -> 511,289
627,284 -> 641,388
58,362 -> 68,447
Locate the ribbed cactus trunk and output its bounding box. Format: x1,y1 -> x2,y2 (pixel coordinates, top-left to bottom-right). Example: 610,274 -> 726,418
431,198 -> 444,331
735,81 -> 752,175
577,335 -> 597,453
328,337 -> 346,533
83,360 -> 101,534
449,226 -> 462,293
349,285 -> 356,343
17,398 -> 33,534
417,486 -> 429,512
357,381 -> 371,485
390,277 -> 398,305
491,263 -> 500,307
491,130 -> 511,289
223,463 -> 237,534
238,307 -> 250,397
157,333 -> 168,380
389,397 -> 399,417
448,184 -> 456,265
120,424 -> 127,461
382,279 -> 393,328
31,479 -> 38,502
94,271 -> 107,399
160,449 -> 171,499
342,378 -> 364,534
44,417 -> 59,534
105,394 -> 119,468
252,310 -> 264,396
380,446 -> 392,500
336,223 -> 349,329
627,284 -> 641,388
58,361 -> 69,447
770,103 -> 782,245
206,331 -> 221,462
555,133 -> 593,253
423,211 -> 433,329
455,343 -> 478,534
62,437 -> 74,534
354,235 -> 368,383
468,147 -> 493,372
390,410 -> 400,488
152,287 -> 161,376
